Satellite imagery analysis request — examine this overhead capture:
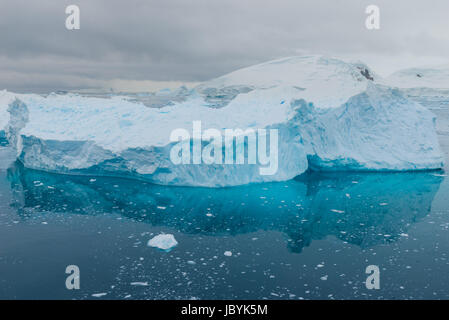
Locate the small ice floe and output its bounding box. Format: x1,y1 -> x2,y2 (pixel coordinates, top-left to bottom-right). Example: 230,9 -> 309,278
379,203 -> 388,206
206,213 -> 213,217
89,179 -> 96,182
92,293 -> 108,298
320,275 -> 328,281
157,206 -> 167,210
147,234 -> 178,251
224,251 -> 233,257
331,209 -> 345,213
130,282 -> 149,286
400,233 -> 409,237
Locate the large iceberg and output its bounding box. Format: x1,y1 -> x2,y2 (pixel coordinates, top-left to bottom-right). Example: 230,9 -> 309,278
0,56 -> 445,187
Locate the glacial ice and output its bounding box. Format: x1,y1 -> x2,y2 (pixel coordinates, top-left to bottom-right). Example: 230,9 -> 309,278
148,234 -> 178,251
0,55 -> 445,187
0,90 -> 15,146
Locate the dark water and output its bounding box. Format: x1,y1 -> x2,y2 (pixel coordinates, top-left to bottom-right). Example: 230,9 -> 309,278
0,157 -> 448,299
1,104 -> 449,300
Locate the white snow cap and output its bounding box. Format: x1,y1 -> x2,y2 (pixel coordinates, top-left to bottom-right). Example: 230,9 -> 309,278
199,55 -> 378,109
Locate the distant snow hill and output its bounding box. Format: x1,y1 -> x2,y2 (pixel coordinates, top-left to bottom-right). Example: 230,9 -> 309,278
384,65 -> 449,110
0,55 -> 445,187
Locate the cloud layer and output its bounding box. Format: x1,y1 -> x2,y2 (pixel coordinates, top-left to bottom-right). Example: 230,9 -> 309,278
1,0 -> 448,92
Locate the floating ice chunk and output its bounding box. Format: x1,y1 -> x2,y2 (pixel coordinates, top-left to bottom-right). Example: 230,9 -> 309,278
130,282 -> 149,286
91,293 -> 108,298
147,234 -> 178,251
224,251 -> 233,257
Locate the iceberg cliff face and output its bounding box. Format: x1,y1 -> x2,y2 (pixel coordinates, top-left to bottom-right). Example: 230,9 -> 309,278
0,91 -> 15,146
296,84 -> 443,171
0,55 -> 444,187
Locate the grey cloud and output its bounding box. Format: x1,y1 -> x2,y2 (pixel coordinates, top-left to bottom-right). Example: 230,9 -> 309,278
0,0 -> 448,92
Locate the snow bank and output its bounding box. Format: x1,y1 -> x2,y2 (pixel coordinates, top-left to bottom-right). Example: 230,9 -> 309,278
0,55 -> 444,187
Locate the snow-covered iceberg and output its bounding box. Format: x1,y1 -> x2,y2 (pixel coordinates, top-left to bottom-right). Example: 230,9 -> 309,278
385,66 -> 449,110
0,56 -> 444,187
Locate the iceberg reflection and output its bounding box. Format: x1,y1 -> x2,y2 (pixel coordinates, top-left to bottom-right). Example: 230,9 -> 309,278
7,163 -> 443,253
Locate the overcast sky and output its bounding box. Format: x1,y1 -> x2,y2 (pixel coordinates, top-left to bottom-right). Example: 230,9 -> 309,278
1,0 -> 448,93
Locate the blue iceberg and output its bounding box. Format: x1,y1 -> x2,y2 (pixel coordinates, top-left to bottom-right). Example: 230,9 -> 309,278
0,56 -> 445,187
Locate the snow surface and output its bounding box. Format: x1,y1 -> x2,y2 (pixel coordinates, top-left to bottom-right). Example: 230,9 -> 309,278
384,66 -> 449,110
198,55 -> 378,109
148,234 -> 178,251
385,66 -> 449,89
0,55 -> 444,187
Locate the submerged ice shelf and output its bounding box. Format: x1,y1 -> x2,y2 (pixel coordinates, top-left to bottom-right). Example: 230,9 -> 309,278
0,56 -> 445,187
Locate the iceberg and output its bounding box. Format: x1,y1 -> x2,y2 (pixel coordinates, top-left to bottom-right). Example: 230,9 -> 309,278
385,66 -> 449,110
386,66 -> 449,89
0,55 -> 444,187
148,234 -> 178,251
0,90 -> 15,146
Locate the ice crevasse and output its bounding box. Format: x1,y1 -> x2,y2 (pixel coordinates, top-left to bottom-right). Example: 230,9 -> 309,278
0,55 -> 445,187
